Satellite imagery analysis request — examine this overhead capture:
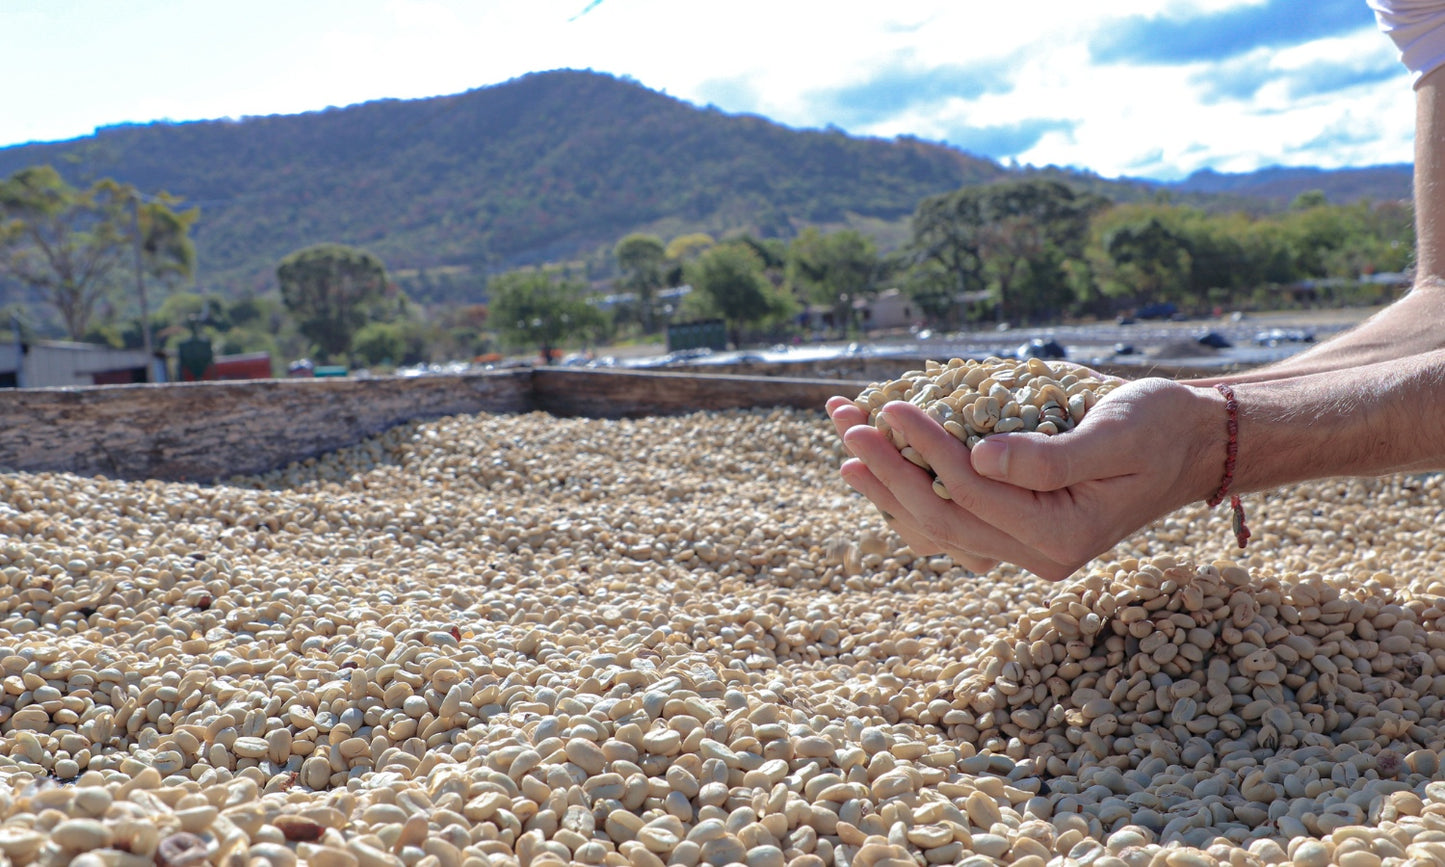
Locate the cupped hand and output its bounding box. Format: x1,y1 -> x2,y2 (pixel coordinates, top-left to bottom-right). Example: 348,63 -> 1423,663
825,379 -> 1223,581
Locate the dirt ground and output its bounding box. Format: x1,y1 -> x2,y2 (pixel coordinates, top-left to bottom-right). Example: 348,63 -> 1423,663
1223,305 -> 1384,328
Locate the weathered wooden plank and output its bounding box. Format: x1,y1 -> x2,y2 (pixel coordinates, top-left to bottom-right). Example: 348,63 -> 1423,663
532,368 -> 869,418
0,370 -> 533,482
663,355 -> 1233,383
0,367 -> 877,483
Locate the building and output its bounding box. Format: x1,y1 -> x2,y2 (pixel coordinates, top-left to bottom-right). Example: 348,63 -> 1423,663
0,340 -> 167,388
855,288 -> 918,332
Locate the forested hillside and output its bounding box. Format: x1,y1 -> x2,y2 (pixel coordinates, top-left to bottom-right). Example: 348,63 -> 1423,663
1170,165 -> 1412,204
0,70 -> 1007,297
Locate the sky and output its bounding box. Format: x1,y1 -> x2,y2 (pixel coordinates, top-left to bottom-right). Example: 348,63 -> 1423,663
0,0 -> 1419,181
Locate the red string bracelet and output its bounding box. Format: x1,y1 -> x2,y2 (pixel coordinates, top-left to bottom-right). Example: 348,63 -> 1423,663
1206,383 -> 1251,549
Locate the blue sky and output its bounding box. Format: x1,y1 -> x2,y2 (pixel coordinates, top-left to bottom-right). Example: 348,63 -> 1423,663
0,0 -> 1417,181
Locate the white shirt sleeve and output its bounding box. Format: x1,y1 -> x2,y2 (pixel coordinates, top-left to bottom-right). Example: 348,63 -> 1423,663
1371,0 -> 1445,85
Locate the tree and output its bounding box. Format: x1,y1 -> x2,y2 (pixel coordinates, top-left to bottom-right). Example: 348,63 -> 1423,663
908,179 -> 1097,325
663,233 -> 715,287
0,166 -> 131,339
352,320 -> 428,368
276,243 -> 392,362
489,269 -> 604,363
124,193 -> 200,360
788,228 -> 882,337
614,233 -> 666,332
665,233 -> 715,262
687,243 -> 789,347
909,189 -> 986,318
1088,214 -> 1193,307
974,180 -> 1099,323
136,195 -> 199,295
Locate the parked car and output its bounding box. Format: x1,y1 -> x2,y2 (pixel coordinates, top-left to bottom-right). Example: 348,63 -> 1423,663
663,348 -> 715,365
1017,338 -> 1067,360
1136,302 -> 1178,320
1254,328 -> 1315,347
1196,331 -> 1233,349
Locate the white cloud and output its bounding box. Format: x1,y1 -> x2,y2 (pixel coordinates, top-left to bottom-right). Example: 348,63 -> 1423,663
0,0 -> 1419,179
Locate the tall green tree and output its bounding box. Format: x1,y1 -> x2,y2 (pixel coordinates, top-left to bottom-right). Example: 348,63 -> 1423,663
687,243 -> 789,347
908,188 -> 986,319
908,179 -> 1097,325
136,195 -> 199,293
614,233 -> 666,332
130,192 -> 200,360
489,269 -> 604,363
0,166 -> 131,339
276,243 -> 391,362
788,228 -> 882,337
975,180 -> 1099,323
1089,215 -> 1193,307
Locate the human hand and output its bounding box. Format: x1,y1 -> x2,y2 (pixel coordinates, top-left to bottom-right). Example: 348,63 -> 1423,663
826,378 -> 1224,581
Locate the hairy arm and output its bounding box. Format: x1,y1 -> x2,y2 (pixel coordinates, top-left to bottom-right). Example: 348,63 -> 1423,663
1225,349 -> 1445,490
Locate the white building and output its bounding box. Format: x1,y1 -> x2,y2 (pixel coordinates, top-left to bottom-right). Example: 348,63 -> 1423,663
854,288 -> 918,332
0,340 -> 166,388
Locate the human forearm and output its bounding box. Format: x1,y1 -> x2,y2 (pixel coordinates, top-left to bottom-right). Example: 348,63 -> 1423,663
1187,286 -> 1445,386
1226,349 -> 1445,492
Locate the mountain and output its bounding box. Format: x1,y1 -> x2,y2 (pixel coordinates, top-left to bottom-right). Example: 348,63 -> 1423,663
0,69 -> 1417,301
1167,165 -> 1413,204
0,70 -> 1005,298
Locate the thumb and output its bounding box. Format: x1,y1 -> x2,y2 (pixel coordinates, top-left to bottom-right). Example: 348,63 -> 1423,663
970,427 -> 1122,492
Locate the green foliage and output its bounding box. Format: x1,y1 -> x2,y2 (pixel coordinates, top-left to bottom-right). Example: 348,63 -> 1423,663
0,166 -> 199,346
728,234 -> 788,271
1067,196 -> 1415,315
788,227 -> 883,336
429,303 -> 492,359
686,243 -> 795,344
227,295 -> 282,330
0,166 -> 131,339
1088,211 -> 1194,306
352,320 -> 428,368
908,179 -> 1098,323
489,269 -> 606,361
138,196 -> 199,285
216,328 -> 281,361
0,72 -> 1419,347
156,290 -> 221,327
614,233 -> 666,332
276,243 -> 392,362
664,233 -> 715,263
393,265 -> 489,305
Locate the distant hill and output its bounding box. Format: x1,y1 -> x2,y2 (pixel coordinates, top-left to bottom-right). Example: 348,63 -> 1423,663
0,70 -> 1005,298
0,69 -> 1417,301
1166,165 -> 1413,205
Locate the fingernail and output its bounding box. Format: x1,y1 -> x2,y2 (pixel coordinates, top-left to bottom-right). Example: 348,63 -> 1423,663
971,440 -> 1008,479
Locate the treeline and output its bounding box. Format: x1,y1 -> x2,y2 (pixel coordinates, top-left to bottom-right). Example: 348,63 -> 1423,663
487,179 -> 1414,361
903,180 -> 1412,325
